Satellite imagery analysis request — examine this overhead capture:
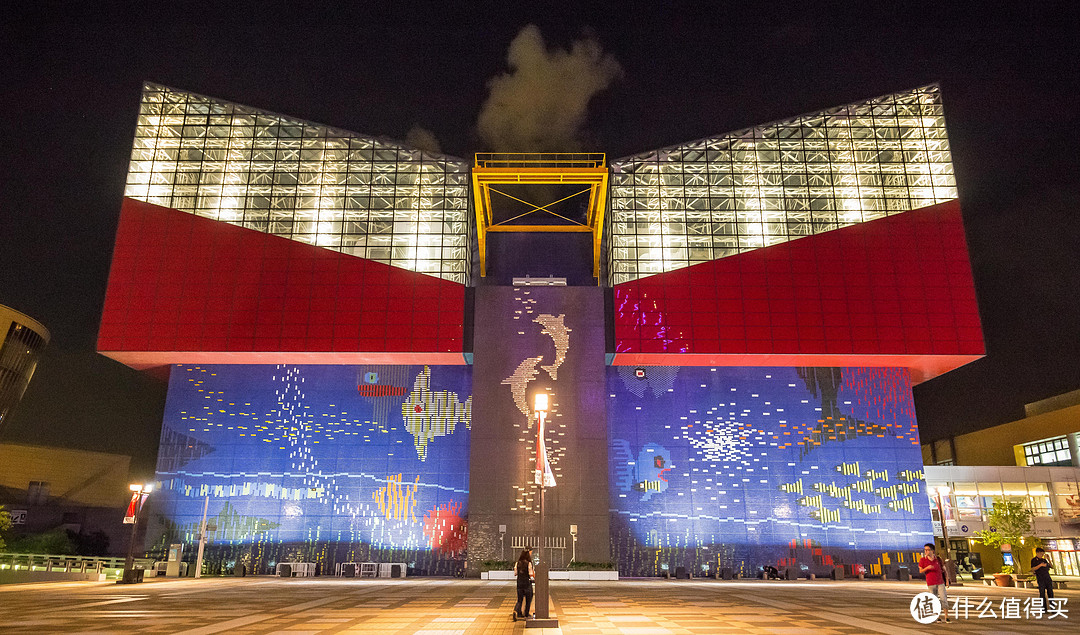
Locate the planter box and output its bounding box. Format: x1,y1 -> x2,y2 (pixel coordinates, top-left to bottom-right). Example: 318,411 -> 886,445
992,574 -> 1014,587
553,570 -> 619,580
480,570 -> 515,580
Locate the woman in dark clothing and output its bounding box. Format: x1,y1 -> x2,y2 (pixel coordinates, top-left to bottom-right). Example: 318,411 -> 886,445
514,548 -> 535,619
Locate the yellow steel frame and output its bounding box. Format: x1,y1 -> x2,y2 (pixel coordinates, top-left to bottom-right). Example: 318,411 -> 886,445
472,153 -> 608,280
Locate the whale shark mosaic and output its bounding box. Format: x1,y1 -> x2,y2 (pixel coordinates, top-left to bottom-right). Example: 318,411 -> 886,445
608,366 -> 933,577
148,363 -> 472,575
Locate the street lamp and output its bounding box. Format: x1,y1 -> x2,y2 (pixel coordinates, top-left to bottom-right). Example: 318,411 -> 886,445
532,392 -> 556,625
120,483 -> 152,584
931,484 -> 955,584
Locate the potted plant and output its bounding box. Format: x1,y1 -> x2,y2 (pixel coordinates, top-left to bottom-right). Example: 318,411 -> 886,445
993,564 -> 1015,587
971,499 -> 1040,585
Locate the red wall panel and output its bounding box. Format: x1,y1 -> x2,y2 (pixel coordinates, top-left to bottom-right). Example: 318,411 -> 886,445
98,198 -> 465,368
613,199 -> 984,383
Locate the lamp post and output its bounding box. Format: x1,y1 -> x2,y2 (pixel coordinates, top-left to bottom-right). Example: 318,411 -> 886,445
931,485 -> 955,584
121,483 -> 152,584
532,392 -> 554,624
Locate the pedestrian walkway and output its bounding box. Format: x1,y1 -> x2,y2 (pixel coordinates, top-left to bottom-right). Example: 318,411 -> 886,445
0,576 -> 1074,633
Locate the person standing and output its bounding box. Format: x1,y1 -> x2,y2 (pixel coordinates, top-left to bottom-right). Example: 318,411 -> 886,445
514,547 -> 535,620
918,543 -> 950,624
1031,547 -> 1055,607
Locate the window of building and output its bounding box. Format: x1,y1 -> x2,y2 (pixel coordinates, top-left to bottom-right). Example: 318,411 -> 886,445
1023,437 -> 1072,467
1053,481 -> 1080,522
27,480 -> 50,505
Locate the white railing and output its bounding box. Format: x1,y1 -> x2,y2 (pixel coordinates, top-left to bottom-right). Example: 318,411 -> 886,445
0,552 -> 152,579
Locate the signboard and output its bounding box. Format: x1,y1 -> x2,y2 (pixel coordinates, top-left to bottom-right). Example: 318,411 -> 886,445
9,509 -> 27,525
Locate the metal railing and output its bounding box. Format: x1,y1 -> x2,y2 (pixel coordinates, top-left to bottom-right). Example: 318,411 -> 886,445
0,552 -> 153,579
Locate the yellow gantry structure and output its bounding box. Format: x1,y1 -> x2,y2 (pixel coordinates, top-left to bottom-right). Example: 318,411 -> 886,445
471,153 -> 609,279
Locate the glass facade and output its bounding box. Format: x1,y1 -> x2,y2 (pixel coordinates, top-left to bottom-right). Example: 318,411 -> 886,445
607,85 -> 957,284
124,83 -> 471,283
930,479 -> 1068,522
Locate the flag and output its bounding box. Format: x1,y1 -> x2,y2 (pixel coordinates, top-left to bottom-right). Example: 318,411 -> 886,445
534,413 -> 556,487
123,491 -> 146,524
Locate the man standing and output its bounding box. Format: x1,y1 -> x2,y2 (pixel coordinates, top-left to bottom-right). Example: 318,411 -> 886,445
918,543 -> 950,623
1031,547 -> 1054,607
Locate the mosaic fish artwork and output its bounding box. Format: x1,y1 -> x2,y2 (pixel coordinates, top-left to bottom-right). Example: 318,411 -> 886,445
851,479 -> 876,493
808,507 -> 842,523
842,499 -> 882,514
401,366 -> 473,461
502,356 -> 544,417
863,469 -> 889,481
611,440 -> 675,501
897,469 -> 923,482
835,461 -> 860,476
779,479 -> 804,495
534,314 -> 571,380
875,482 -> 921,498
887,497 -> 916,513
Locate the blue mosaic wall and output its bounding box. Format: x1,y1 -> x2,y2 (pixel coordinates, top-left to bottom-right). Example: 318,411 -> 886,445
148,364 -> 472,575
608,366 -> 932,577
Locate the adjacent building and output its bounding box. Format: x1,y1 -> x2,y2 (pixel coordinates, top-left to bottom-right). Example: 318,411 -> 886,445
98,82 -> 983,576
0,304 -> 49,433
0,443 -> 133,555
922,390 -> 1080,578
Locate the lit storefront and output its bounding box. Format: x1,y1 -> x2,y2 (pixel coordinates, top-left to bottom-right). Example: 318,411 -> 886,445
924,465 -> 1080,575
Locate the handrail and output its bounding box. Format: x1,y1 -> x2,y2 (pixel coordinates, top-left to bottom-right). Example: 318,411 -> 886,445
0,552 -> 153,575
475,153 -> 606,169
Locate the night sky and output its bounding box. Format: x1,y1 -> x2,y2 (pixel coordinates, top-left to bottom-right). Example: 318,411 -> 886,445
2,5 -> 1078,476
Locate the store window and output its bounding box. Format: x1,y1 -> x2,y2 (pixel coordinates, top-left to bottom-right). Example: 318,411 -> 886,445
1026,482 -> 1053,517
1053,481 -> 1080,522
952,482 -> 981,520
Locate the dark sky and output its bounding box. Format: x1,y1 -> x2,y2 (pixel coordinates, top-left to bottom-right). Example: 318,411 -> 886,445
2,4 -> 1078,477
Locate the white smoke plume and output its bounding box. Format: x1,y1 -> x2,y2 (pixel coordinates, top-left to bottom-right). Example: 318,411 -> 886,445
477,25 -> 622,152
404,125 -> 442,153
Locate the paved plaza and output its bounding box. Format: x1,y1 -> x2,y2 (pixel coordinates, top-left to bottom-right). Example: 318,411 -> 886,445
0,576 -> 1075,634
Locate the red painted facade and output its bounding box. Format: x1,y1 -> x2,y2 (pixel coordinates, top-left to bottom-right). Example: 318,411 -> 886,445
612,200 -> 984,382
98,198 -> 466,369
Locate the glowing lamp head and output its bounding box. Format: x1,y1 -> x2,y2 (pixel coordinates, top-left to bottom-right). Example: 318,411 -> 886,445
533,393 -> 549,413
129,483 -> 153,493
130,483 -> 143,492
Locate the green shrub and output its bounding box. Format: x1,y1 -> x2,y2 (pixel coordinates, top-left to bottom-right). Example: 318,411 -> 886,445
6,528 -> 76,555
0,506 -> 11,552
480,559 -> 513,571
567,561 -> 616,571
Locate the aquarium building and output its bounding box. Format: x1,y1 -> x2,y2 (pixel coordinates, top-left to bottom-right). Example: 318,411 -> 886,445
98,83 -> 982,576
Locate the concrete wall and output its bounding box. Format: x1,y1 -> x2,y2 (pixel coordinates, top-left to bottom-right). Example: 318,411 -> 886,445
467,286 -> 609,571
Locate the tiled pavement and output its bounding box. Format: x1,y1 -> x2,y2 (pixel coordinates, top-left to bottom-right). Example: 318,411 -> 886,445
0,576 -> 1075,634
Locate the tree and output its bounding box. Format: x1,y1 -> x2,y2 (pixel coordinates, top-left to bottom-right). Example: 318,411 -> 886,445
0,505 -> 11,551
972,499 -> 1038,573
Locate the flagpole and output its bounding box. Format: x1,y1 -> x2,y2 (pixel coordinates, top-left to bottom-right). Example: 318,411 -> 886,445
532,392 -> 556,626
